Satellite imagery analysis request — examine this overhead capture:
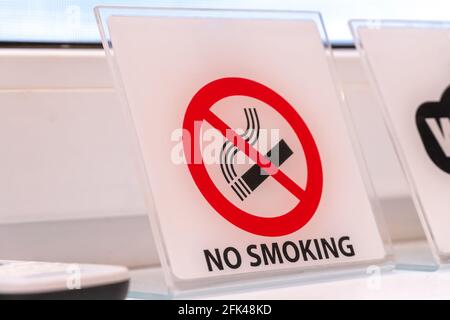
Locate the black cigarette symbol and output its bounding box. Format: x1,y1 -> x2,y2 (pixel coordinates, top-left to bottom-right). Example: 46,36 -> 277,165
241,139 -> 293,192
220,108 -> 293,201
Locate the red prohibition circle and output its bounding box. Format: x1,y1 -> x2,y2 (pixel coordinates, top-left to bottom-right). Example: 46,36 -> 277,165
183,77 -> 323,237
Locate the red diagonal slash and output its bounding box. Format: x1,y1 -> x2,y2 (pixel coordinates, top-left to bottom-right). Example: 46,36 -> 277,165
205,111 -> 306,202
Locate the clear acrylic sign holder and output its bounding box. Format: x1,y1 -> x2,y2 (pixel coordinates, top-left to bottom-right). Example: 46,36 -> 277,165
96,6 -> 393,298
351,20 -> 450,270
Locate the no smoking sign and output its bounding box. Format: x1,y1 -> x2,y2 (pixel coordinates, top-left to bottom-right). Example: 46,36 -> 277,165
183,77 -> 323,237
106,13 -> 389,285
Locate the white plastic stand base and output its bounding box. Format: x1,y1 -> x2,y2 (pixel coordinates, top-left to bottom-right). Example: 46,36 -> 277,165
127,264 -> 395,300
393,240 -> 438,271
128,256 -> 450,300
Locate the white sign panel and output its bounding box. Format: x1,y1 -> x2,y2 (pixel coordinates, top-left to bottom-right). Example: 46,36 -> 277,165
103,10 -> 387,289
355,23 -> 450,258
